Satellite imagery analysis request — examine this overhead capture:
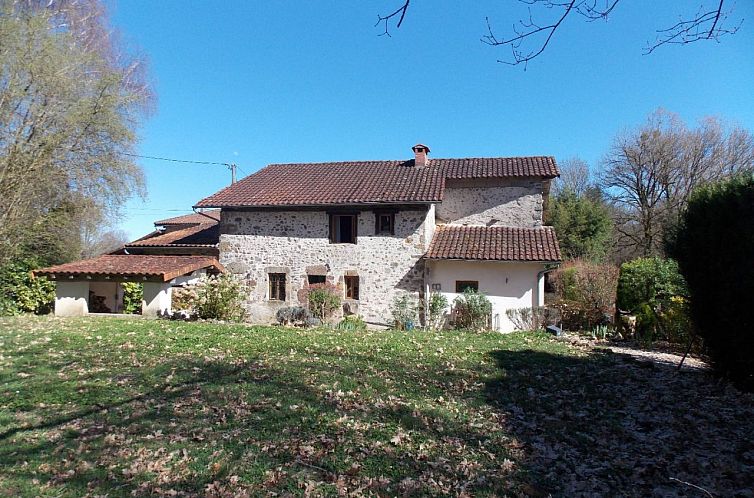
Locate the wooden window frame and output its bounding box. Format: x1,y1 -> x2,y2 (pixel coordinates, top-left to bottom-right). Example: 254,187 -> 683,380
455,280 -> 479,293
344,275 -> 360,300
269,273 -> 287,301
374,211 -> 396,235
328,213 -> 358,244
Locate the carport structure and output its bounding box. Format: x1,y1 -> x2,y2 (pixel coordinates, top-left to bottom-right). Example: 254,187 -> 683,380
34,255 -> 224,316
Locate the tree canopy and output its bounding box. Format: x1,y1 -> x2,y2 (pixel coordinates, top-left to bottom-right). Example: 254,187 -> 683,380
0,0 -> 152,265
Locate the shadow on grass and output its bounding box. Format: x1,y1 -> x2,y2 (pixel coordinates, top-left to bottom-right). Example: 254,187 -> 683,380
484,348 -> 754,496
1,352 -> 517,496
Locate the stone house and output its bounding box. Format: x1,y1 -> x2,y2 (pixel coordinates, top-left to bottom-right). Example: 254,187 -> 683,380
194,145 -> 561,332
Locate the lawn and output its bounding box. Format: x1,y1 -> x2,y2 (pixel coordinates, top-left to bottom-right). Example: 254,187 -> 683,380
1,317 -> 752,497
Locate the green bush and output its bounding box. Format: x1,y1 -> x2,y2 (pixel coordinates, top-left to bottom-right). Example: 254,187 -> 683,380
616,257 -> 687,340
669,174 -> 754,390
336,314 -> 367,332
427,292 -> 449,330
0,258 -> 54,315
302,283 -> 341,321
453,289 -> 492,331
390,293 -> 418,330
121,282 -> 143,315
194,273 -> 247,322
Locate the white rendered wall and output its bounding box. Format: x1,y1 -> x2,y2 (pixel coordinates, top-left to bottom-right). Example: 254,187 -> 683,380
428,260 -> 546,333
142,282 -> 172,316
54,281 -> 89,316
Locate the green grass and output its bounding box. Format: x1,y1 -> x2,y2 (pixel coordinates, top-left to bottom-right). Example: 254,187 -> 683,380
1,316 -> 751,496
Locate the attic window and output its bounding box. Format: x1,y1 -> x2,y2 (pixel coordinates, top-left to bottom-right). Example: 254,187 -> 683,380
375,212 -> 395,235
329,214 -> 357,244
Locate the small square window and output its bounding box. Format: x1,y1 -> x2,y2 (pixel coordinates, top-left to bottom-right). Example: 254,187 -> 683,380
269,273 -> 286,301
431,283 -> 442,291
375,213 -> 395,235
455,281 -> 479,293
344,275 -> 360,300
307,275 -> 326,285
329,214 -> 357,244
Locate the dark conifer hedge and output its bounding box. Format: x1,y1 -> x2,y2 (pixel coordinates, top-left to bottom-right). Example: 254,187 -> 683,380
670,174 -> 754,391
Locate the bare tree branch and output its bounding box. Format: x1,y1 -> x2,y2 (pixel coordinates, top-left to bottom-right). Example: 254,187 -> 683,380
375,0 -> 410,37
376,1 -> 743,67
644,0 -> 741,54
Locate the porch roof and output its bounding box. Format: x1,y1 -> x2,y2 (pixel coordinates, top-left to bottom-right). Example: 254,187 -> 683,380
425,225 -> 561,262
33,255 -> 224,282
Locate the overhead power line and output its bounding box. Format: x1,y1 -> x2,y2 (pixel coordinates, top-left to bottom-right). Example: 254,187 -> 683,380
123,152 -> 240,184
122,152 -> 231,166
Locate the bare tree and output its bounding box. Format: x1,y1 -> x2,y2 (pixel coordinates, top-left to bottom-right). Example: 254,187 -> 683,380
599,109 -> 753,259
552,156 -> 592,197
377,1 -> 743,67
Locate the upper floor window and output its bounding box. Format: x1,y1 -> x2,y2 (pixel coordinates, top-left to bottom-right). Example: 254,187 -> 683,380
329,214 -> 357,244
375,212 -> 395,235
269,273 -> 286,301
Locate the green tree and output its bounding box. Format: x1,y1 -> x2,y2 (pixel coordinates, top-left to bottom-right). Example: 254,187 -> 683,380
0,0 -> 152,264
548,188 -> 613,261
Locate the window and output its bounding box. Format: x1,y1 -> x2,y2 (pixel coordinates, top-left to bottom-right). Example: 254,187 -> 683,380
344,275 -> 360,300
269,273 -> 286,301
455,280 -> 479,293
375,212 -> 395,235
329,214 -> 357,244
307,274 -> 326,285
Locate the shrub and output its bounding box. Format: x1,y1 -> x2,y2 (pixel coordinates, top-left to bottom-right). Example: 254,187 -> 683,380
302,283 -> 341,321
276,306 -> 312,327
669,174 -> 754,390
390,293 -> 418,330
427,292 -> 449,330
0,258 -> 54,315
506,306 -> 560,331
616,257 -> 688,340
453,289 -> 492,331
193,273 -> 247,322
550,260 -> 618,330
336,314 -> 367,332
121,282 -> 143,315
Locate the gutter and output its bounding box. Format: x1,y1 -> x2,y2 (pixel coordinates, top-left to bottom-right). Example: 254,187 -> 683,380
192,206 -> 221,223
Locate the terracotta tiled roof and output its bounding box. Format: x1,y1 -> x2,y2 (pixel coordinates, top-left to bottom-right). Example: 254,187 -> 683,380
34,255 -> 224,282
195,156 -> 558,208
154,210 -> 220,226
127,224 -> 219,247
425,225 -> 561,262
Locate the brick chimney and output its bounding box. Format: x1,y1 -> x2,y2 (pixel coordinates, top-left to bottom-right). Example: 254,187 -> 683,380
412,144 -> 430,167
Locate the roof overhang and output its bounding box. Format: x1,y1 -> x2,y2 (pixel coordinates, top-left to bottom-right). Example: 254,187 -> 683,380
33,255 -> 225,283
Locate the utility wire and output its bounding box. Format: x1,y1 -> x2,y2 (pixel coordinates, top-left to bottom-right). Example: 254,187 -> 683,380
122,152 -> 231,166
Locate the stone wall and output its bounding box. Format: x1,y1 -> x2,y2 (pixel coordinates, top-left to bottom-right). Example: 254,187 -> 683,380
219,208 -> 434,325
436,178 -> 544,227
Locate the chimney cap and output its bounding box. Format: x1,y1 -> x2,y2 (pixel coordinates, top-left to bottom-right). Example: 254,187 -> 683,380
412,143 -> 431,153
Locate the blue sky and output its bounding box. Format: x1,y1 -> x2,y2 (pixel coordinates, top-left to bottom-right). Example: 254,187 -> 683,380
109,1 -> 754,239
